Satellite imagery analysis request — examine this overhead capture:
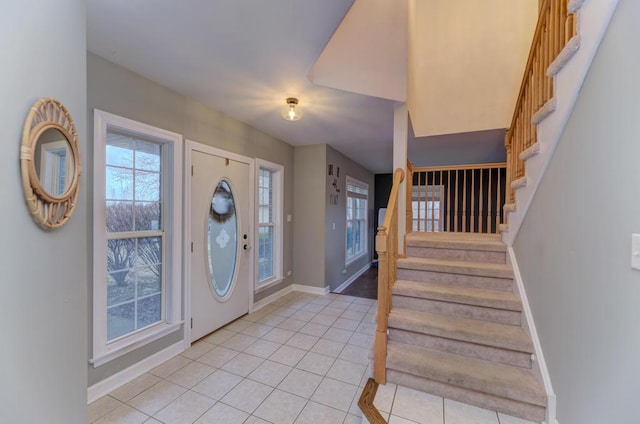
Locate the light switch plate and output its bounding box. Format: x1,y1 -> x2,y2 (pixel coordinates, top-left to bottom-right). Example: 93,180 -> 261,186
632,234 -> 640,270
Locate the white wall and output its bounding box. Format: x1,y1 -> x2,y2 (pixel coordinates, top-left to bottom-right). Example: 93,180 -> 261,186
0,1 -> 87,422
514,1 -> 640,422
407,0 -> 537,137
309,0 -> 407,102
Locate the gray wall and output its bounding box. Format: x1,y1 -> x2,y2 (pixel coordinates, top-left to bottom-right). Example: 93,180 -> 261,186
87,53 -> 295,385
325,146 -> 375,291
293,145 -> 327,288
292,144 -> 374,291
513,2 -> 640,423
0,1 -> 87,423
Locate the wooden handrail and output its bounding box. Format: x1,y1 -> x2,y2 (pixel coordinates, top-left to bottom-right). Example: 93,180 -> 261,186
374,167 -> 404,384
507,0 -> 553,133
411,162 -> 507,172
505,0 -> 577,205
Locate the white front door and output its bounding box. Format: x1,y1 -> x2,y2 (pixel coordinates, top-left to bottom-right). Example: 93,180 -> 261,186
189,145 -> 252,342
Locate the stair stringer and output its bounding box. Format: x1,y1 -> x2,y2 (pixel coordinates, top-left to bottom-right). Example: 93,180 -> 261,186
508,246 -> 556,424
503,0 -> 620,247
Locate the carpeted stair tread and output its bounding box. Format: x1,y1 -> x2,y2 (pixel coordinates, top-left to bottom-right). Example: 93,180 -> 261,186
386,343 -> 546,407
397,257 -> 513,279
388,308 -> 532,353
393,280 -> 522,311
406,232 -> 507,252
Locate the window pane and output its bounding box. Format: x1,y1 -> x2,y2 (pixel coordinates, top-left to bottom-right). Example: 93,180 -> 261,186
106,133 -> 134,168
258,226 -> 274,281
137,293 -> 162,329
136,236 -> 162,268
107,270 -> 134,306
107,201 -> 134,233
137,265 -> 162,296
135,202 -> 161,231
135,171 -> 160,201
106,236 -> 163,341
355,220 -> 362,253
258,205 -> 270,224
107,301 -> 135,341
346,221 -> 354,257
107,238 -> 136,273
135,140 -> 161,172
106,166 -> 133,200
258,169 -> 273,225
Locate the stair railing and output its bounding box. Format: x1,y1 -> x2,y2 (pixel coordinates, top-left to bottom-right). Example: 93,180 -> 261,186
505,0 -> 577,205
406,162 -> 507,234
374,167 -> 404,384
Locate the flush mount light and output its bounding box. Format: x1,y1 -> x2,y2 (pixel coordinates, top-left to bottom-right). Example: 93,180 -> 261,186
281,97 -> 303,121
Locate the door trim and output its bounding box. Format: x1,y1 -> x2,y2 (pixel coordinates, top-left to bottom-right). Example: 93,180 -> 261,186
184,140 -> 255,347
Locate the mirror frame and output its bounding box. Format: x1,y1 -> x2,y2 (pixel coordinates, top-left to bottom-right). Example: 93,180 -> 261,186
20,98 -> 81,229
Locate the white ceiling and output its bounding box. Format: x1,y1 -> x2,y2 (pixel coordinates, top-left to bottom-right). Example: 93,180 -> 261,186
87,0 -> 399,173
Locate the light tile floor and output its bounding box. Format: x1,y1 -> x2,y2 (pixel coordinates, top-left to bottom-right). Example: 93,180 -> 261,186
89,291 -> 538,424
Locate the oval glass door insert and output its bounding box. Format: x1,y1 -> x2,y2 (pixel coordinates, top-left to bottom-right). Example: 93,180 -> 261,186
207,180 -> 238,298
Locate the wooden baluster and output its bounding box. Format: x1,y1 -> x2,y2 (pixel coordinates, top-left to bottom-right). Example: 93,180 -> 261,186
491,167 -> 496,230
496,168 -> 502,232
479,168 -> 484,233
430,171 -> 435,232
552,0 -> 558,57
462,169 -> 467,232
447,170 -> 452,232
439,170 -> 443,232
470,169 -> 475,232
419,172 -> 424,231
454,170 -> 459,232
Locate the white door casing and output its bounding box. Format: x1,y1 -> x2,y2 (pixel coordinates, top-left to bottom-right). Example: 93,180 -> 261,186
185,141 -> 254,343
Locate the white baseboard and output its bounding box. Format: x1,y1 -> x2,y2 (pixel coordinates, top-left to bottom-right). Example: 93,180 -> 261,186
252,284 -> 294,312
87,341 -> 184,404
508,247 -> 556,424
334,263 -> 372,293
291,284 -> 330,296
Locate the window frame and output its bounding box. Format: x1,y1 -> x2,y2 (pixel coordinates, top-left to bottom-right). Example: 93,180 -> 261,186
91,110 -> 183,367
412,184 -> 444,232
254,159 -> 284,293
345,176 -> 369,266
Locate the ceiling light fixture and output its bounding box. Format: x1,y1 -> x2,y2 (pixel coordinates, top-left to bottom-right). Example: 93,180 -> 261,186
281,97 -> 303,121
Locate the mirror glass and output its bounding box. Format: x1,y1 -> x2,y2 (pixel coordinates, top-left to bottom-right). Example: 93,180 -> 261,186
34,127 -> 74,197
207,180 -> 238,298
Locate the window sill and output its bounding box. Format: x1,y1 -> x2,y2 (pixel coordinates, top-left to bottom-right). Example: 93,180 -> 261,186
255,276 -> 284,294
345,251 -> 368,267
90,321 -> 183,368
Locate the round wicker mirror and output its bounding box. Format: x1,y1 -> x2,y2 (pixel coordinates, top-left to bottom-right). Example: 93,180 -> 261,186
20,98 -> 81,229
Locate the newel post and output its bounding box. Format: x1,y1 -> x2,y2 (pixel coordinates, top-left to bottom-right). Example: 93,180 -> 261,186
374,227 -> 389,384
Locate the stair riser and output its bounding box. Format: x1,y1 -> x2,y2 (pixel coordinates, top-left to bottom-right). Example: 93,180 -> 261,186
388,329 -> 532,369
397,269 -> 513,291
406,246 -> 506,264
393,295 -> 522,326
386,370 -> 545,423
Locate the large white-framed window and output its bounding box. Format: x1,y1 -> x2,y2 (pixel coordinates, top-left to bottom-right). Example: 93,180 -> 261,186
346,176 -> 368,265
255,159 -> 284,292
92,110 -> 183,367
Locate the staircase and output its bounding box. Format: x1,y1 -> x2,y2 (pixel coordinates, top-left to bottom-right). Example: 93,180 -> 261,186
383,232 -> 546,422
